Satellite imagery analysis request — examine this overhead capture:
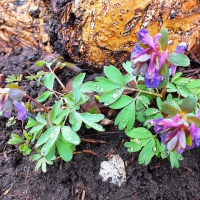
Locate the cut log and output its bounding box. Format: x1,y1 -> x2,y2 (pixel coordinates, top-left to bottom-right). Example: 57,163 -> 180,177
0,0 -> 199,68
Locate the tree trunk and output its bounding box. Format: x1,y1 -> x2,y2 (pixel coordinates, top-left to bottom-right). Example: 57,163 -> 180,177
0,0 -> 199,68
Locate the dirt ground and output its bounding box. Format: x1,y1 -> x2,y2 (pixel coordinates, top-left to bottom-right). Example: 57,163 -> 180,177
1,47 -> 200,200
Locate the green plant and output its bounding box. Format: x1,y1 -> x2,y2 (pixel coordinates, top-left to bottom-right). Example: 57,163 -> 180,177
2,28 -> 199,172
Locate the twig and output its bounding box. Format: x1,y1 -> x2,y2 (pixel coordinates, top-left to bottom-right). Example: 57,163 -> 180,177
74,150 -> 97,156
81,138 -> 106,144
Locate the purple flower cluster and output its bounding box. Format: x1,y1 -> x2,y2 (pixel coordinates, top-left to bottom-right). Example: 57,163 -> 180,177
0,88 -> 27,120
131,29 -> 188,88
149,112 -> 200,153
131,29 -> 168,88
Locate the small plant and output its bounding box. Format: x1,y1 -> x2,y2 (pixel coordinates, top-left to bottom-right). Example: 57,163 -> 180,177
1,28 -> 199,171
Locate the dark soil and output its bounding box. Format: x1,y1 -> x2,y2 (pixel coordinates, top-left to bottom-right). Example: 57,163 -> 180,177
1,47 -> 200,200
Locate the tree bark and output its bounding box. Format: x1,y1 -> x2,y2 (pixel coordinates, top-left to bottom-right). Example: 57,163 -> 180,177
0,0 -> 199,68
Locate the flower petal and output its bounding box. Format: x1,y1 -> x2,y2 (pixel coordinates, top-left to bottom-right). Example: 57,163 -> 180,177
13,100 -> 27,120
167,134 -> 178,151
158,50 -> 168,68
176,42 -> 188,54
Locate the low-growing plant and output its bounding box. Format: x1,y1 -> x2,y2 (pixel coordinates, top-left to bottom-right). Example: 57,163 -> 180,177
1,28 -> 199,171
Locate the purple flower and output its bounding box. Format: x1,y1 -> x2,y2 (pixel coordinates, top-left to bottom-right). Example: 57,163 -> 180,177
131,29 -> 169,88
188,110 -> 200,148
171,42 -> 188,76
150,114 -> 191,153
137,29 -> 161,56
0,88 -> 27,121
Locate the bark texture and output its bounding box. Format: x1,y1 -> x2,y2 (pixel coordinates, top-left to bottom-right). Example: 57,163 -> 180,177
0,0 -> 199,68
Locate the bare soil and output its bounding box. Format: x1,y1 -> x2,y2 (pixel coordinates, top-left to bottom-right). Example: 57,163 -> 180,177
1,47 -> 200,200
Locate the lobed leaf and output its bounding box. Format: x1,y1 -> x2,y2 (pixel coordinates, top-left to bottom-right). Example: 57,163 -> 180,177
99,88 -> 124,105
122,61 -> 133,75
104,65 -> 125,86
126,127 -> 153,139
109,95 -> 134,109
138,139 -> 155,165
95,77 -> 122,92
115,101 -> 135,130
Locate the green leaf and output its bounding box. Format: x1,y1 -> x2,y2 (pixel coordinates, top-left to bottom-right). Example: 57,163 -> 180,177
36,60 -> 45,67
124,138 -> 150,152
171,72 -> 182,81
109,95 -> 134,109
95,77 -> 121,92
137,95 -> 150,108
158,63 -> 169,89
187,79 -> 200,89
123,74 -> 134,84
156,97 -> 162,111
173,77 -> 189,86
176,85 -> 192,97
36,113 -> 47,124
72,73 -> 86,89
37,91 -> 52,102
159,28 -> 168,50
43,73 -> 55,90
154,139 -> 161,156
167,52 -> 190,67
76,112 -> 105,131
53,108 -> 70,125
104,65 -> 125,86
145,108 -> 160,117
162,100 -> 181,115
25,117 -> 36,129
99,88 -> 124,105
61,126 -> 81,145
114,102 -> 135,130
30,154 -> 42,162
35,158 -> 44,171
69,111 -> 82,131
8,134 -> 24,144
45,144 -> 55,161
19,144 -> 31,155
126,127 -> 153,139
167,82 -> 177,93
40,126 -> 61,156
186,115 -> 200,127
169,151 -> 183,168
56,139 -> 74,162
138,139 -> 155,165
180,95 -> 197,113
159,144 -> 168,159
81,81 -> 97,93
35,126 -> 61,149
29,124 -> 45,135
50,101 -> 62,122
73,86 -> 81,103
42,160 -> 47,172
122,61 -> 133,75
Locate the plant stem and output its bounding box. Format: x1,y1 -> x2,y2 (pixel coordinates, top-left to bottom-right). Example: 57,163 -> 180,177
126,87 -> 162,98
47,65 -> 66,92
23,94 -> 50,113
